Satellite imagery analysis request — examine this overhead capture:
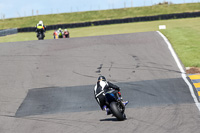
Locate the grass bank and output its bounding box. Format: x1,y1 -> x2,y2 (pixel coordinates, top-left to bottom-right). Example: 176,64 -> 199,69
0,17 -> 200,67
0,3 -> 200,30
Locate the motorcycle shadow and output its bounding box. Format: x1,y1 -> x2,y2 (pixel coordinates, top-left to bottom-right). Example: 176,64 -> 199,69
100,118 -> 118,121
99,117 -> 127,121
100,117 -> 126,122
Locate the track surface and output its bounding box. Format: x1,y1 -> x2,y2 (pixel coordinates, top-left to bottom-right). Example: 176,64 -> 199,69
0,32 -> 200,133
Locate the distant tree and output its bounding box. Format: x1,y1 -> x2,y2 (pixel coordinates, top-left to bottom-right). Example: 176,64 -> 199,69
157,1 -> 173,5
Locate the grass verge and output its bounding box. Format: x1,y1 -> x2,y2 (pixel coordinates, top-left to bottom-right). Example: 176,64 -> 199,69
0,3 -> 200,30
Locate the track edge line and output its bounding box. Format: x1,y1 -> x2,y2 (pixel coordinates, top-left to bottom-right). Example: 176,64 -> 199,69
156,31 -> 200,111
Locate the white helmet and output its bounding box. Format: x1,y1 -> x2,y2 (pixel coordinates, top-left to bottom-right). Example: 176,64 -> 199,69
39,20 -> 43,25
64,29 -> 68,32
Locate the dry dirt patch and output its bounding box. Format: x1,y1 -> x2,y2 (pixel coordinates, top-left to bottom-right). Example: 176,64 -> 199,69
186,67 -> 200,74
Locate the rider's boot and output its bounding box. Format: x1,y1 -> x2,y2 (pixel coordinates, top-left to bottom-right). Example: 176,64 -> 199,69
103,105 -> 111,115
118,95 -> 129,106
122,101 -> 129,106
106,108 -> 111,115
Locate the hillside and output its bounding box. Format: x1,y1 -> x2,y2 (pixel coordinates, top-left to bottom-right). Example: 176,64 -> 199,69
0,3 -> 200,30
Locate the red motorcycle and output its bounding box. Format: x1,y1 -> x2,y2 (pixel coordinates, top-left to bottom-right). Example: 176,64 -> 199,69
63,31 -> 70,38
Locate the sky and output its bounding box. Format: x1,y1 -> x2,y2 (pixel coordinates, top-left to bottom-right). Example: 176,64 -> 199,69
0,0 -> 200,19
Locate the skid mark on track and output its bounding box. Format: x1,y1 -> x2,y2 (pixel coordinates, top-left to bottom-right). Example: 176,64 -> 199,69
73,71 -> 96,79
96,64 -> 103,73
108,62 -> 114,71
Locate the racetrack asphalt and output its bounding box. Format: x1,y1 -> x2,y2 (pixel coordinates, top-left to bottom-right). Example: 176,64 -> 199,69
0,31 -> 200,133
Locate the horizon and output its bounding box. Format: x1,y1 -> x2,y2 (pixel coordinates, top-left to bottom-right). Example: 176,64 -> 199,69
0,0 -> 200,19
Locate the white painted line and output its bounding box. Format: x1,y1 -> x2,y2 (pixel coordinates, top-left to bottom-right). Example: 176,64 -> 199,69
157,31 -> 200,111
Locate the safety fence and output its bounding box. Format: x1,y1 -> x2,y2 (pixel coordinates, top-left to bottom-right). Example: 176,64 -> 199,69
14,11 -> 200,32
0,28 -> 18,36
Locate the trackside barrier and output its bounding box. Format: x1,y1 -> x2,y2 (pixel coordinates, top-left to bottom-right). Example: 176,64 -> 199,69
17,11 -> 200,32
0,28 -> 18,36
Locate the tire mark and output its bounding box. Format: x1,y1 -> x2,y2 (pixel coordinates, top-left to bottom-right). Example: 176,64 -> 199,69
96,64 -> 103,73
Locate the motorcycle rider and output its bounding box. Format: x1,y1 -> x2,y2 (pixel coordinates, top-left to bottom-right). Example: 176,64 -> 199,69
63,29 -> 70,38
35,20 -> 46,37
57,28 -> 63,38
94,76 -> 128,115
53,30 -> 58,39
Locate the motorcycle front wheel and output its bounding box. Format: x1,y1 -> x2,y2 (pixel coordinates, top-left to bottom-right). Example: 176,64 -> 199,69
38,34 -> 44,40
110,101 -> 126,121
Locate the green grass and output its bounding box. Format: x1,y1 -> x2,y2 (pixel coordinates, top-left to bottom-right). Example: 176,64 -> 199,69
1,17 -> 200,67
0,3 -> 200,30
161,20 -> 200,67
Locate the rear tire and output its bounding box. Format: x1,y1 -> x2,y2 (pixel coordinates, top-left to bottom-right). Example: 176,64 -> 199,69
110,101 -> 125,121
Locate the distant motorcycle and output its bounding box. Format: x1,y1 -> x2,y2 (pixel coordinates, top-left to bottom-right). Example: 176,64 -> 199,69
53,29 -> 70,39
63,31 -> 69,38
105,90 -> 126,121
58,30 -> 63,38
37,29 -> 45,40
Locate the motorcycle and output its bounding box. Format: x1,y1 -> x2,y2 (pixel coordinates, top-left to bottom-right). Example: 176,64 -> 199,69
58,31 -> 63,38
37,29 -> 45,40
105,90 -> 126,121
63,31 -> 70,38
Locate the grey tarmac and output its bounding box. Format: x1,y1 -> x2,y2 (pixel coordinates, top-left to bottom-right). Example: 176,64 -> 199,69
0,32 -> 199,133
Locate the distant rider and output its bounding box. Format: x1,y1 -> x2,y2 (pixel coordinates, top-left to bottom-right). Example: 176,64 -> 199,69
63,29 -> 70,38
57,28 -> 63,38
94,76 -> 128,115
53,30 -> 58,39
35,20 -> 46,37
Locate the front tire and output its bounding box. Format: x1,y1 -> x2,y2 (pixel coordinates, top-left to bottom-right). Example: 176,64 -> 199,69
110,101 -> 125,121
38,34 -> 44,40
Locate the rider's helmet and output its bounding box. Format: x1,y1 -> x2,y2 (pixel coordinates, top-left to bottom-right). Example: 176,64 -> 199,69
98,76 -> 106,81
64,29 -> 68,32
39,20 -> 43,25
